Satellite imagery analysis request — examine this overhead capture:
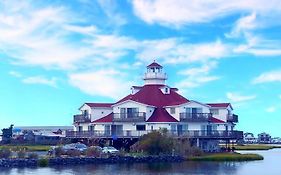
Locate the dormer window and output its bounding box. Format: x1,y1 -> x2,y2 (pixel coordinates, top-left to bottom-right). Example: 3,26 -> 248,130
161,86 -> 170,94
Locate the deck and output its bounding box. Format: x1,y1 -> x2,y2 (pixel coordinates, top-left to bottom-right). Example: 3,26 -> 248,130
66,130 -> 243,140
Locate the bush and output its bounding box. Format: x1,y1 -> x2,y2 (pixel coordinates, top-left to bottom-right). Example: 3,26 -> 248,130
17,150 -> 26,158
65,149 -> 81,157
0,148 -> 11,158
131,130 -> 174,155
28,153 -> 39,159
85,146 -> 102,157
38,158 -> 49,167
54,147 -> 64,157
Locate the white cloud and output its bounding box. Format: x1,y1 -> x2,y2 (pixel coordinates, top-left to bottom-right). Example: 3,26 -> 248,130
253,70 -> 281,84
22,76 -> 57,87
68,70 -> 131,100
176,61 -> 220,90
227,13 -> 257,38
137,39 -> 229,64
9,71 -> 22,78
266,106 -> 276,113
132,0 -> 281,27
226,92 -> 256,102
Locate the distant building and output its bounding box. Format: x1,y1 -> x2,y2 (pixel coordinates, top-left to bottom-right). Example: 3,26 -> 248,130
12,126 -> 73,145
244,132 -> 256,143
258,132 -> 271,143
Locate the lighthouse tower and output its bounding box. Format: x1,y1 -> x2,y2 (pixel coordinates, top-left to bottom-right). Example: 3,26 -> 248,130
143,61 -> 167,85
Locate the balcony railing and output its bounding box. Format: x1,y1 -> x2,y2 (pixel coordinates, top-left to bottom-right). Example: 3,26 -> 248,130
73,114 -> 91,123
180,113 -> 212,122
66,130 -> 243,139
113,112 -> 146,122
227,114 -> 238,123
143,72 -> 168,80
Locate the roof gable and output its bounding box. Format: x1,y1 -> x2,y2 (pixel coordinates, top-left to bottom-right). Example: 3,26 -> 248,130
147,108 -> 178,122
207,103 -> 233,110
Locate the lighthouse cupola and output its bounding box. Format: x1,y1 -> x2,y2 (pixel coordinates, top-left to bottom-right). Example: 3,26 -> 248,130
143,61 -> 167,85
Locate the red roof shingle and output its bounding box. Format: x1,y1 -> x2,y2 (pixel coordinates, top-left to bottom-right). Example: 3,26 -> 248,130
116,85 -> 189,107
147,62 -> 162,68
85,103 -> 113,108
210,117 -> 225,123
92,113 -> 113,123
207,103 -> 232,109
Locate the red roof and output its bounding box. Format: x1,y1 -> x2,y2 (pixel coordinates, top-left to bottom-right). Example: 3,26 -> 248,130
92,113 -> 113,123
207,103 -> 232,109
116,85 -> 189,107
210,117 -> 225,123
147,62 -> 162,68
85,103 -> 113,108
147,108 -> 178,122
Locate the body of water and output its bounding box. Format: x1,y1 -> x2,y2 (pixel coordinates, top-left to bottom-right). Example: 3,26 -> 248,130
1,149 -> 281,175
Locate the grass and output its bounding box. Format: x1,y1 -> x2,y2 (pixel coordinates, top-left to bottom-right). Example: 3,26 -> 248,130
234,144 -> 281,150
0,145 -> 51,152
187,153 -> 264,161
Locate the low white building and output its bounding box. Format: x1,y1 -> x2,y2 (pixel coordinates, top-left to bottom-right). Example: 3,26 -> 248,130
68,61 -> 242,151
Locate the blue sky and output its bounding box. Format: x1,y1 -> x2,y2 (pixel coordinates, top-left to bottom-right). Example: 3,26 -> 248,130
0,0 -> 281,137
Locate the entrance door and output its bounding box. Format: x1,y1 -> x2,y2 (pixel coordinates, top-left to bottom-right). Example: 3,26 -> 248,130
177,125 -> 183,136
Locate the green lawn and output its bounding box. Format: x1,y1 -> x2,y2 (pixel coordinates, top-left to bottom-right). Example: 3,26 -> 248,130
234,144 -> 281,150
187,153 -> 264,161
0,145 -> 51,151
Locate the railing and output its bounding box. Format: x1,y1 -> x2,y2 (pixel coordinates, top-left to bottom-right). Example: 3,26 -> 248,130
113,112 -> 146,122
143,72 -> 168,80
66,130 -> 243,139
179,113 -> 212,122
73,114 -> 91,123
227,114 -> 238,122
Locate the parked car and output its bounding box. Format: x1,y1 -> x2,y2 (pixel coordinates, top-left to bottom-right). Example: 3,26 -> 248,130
63,143 -> 88,152
102,146 -> 119,154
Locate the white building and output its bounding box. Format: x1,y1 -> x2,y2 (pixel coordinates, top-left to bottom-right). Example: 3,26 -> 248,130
67,62 -> 242,151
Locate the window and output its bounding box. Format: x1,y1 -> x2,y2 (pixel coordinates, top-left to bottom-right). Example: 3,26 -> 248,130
170,107 -> 175,114
78,126 -> 83,132
83,110 -> 88,116
171,124 -> 177,131
136,125 -> 146,131
182,124 -> 188,131
210,109 -> 219,115
88,125 -> 94,131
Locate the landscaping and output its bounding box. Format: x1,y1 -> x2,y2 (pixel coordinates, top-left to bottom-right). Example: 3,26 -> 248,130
0,145 -> 51,152
188,153 -> 264,161
234,144 -> 281,150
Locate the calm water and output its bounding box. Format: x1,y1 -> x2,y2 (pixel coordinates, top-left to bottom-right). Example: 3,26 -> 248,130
1,149 -> 281,175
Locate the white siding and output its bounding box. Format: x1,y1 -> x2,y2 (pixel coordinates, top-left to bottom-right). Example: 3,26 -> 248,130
113,101 -> 155,119
91,108 -> 112,121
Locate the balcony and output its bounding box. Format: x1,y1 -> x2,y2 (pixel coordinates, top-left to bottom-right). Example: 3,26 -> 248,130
227,114 -> 238,123
65,130 -> 243,139
73,114 -> 91,123
180,113 -> 212,122
113,112 -> 146,122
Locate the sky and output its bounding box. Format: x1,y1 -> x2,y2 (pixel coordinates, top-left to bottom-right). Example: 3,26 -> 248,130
0,0 -> 281,137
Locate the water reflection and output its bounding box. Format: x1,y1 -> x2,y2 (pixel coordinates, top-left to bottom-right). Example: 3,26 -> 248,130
1,149 -> 281,175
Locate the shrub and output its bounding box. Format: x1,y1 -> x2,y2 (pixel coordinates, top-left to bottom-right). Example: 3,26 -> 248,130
54,147 -> 64,157
131,130 -> 174,155
38,158 -> 49,167
17,150 -> 26,158
28,153 -> 39,159
85,146 -> 102,157
0,148 -> 11,158
65,149 -> 81,157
